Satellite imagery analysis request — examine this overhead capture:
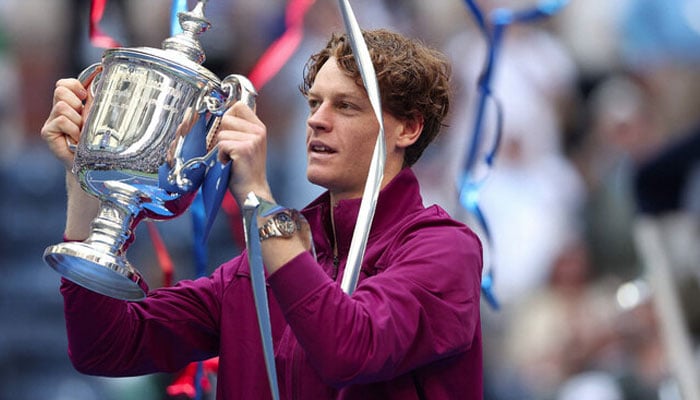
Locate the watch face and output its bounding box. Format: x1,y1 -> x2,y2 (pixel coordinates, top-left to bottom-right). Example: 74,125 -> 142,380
259,209 -> 300,241
276,212 -> 297,235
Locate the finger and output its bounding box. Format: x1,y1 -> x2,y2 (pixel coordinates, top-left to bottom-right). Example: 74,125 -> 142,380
53,84 -> 86,112
216,126 -> 266,157
216,130 -> 260,164
40,113 -> 81,168
55,78 -> 88,104
52,114 -> 82,142
218,112 -> 266,140
49,81 -> 88,139
230,100 -> 260,121
44,100 -> 83,133
41,103 -> 83,147
41,118 -> 81,154
216,102 -> 266,163
216,141 -> 233,163
52,100 -> 83,126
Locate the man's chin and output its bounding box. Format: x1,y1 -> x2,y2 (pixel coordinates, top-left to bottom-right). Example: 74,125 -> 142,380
306,173 -> 329,189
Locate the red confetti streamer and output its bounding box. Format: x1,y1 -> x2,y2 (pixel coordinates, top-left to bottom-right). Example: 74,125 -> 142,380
166,357 -> 220,397
146,222 -> 174,288
89,0 -> 122,48
248,0 -> 317,89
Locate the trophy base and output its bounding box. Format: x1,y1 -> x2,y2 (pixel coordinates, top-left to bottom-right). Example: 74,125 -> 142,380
43,242 -> 148,301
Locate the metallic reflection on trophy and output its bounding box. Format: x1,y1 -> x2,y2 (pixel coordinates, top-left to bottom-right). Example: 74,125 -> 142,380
43,1 -> 256,301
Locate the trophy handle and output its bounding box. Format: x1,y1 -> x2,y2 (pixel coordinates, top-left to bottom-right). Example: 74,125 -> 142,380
78,62 -> 103,97
199,74 -> 258,168
204,74 -> 257,116
171,74 -> 258,186
219,74 -> 257,112
200,75 -> 257,240
166,75 -> 257,239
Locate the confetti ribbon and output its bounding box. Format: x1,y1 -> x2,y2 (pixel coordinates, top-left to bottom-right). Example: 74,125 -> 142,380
337,0 -> 386,295
170,0 -> 188,36
89,0 -> 122,48
166,357 -> 219,398
460,0 -> 570,309
248,0 -> 317,89
217,2 -> 320,395
240,193 -> 316,400
146,222 -> 174,288
242,193 -> 284,400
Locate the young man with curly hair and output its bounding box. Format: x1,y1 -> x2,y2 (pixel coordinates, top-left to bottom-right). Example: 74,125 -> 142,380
41,29 -> 483,399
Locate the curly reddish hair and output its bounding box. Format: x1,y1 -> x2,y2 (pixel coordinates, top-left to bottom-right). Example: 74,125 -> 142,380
300,29 -> 451,166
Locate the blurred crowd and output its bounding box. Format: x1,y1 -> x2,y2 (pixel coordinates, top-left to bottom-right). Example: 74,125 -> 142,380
1,0 -> 699,399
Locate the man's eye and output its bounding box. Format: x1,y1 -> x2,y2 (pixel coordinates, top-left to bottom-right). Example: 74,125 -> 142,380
308,99 -> 320,110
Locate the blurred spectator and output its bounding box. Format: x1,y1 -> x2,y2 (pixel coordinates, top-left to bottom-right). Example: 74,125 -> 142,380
501,238 -> 621,399
572,74 -> 661,280
556,371 -> 624,400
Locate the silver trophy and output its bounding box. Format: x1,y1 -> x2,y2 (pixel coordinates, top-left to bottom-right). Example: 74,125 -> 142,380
43,1 -> 256,301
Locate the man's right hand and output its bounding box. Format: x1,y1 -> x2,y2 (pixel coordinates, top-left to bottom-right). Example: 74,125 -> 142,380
41,78 -> 99,240
40,78 -> 89,170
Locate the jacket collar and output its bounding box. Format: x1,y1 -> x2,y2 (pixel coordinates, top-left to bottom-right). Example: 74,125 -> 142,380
302,168 -> 424,256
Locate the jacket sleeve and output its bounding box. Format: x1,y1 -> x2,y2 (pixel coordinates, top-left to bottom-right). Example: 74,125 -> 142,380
267,217 -> 483,386
60,258 -> 234,376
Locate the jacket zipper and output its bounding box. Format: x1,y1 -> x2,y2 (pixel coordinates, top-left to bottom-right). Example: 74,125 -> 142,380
331,255 -> 340,281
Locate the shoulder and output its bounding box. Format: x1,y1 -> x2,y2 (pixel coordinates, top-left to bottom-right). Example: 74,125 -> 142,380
365,204 -> 483,301
405,204 -> 481,249
376,203 -> 483,273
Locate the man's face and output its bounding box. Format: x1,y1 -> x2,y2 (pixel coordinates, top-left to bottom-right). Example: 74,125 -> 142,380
305,57 -> 404,202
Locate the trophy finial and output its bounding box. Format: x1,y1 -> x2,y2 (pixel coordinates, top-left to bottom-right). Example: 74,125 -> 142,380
162,0 -> 211,64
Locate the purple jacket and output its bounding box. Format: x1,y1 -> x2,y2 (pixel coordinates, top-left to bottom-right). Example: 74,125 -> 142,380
61,168 -> 484,399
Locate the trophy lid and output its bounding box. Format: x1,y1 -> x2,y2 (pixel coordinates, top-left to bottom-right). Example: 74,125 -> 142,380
102,0 -> 221,86
161,0 -> 210,65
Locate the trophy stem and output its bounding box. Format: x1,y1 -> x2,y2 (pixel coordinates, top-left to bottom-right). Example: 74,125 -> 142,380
43,182 -> 149,301
86,199 -> 134,254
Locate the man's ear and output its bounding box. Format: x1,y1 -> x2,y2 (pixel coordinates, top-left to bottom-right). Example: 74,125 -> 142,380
396,113 -> 424,149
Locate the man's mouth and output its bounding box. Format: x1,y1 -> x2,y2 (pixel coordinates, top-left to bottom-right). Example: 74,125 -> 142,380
309,143 -> 336,154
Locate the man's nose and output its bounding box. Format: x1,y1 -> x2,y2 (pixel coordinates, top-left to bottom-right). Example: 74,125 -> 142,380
307,104 -> 331,132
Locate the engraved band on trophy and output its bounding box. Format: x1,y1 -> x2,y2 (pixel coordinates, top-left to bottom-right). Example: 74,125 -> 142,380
43,0 -> 256,301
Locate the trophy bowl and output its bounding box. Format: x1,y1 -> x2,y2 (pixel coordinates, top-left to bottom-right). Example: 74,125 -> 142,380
43,1 -> 256,300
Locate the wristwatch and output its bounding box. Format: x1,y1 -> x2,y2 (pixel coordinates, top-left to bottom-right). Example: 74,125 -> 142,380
258,209 -> 302,241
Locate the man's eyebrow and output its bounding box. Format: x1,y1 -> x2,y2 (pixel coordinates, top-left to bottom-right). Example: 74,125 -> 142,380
305,90 -> 365,103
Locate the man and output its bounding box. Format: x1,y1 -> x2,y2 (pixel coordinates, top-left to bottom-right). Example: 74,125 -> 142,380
41,29 -> 483,399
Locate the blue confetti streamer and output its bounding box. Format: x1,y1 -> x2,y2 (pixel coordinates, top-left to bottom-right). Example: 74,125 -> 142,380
460,0 -> 570,310
171,0 -> 188,36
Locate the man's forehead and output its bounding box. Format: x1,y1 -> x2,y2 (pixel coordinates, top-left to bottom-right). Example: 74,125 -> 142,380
306,86 -> 367,101
308,61 -> 368,100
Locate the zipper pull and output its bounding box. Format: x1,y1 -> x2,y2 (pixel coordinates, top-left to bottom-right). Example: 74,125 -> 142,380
332,255 -> 340,281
